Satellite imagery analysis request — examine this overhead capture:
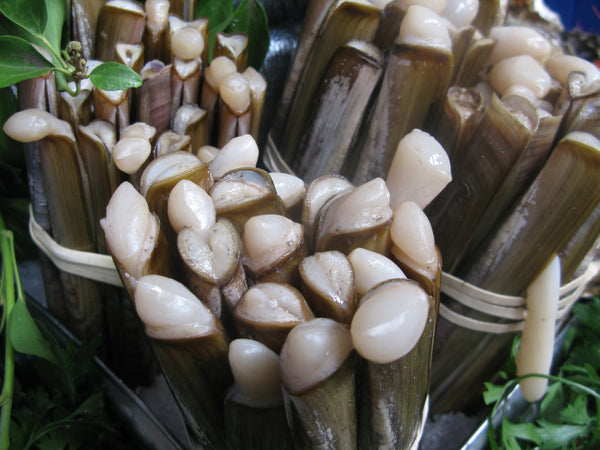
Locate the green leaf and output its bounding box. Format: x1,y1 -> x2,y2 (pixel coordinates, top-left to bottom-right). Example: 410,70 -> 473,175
540,382 -> 564,422
501,419 -> 541,449
196,0 -> 234,62
88,62 -> 142,91
9,297 -> 59,365
483,381 -> 509,405
0,0 -> 47,36
0,35 -> 54,88
536,419 -> 590,448
225,0 -> 269,68
43,0 -> 65,53
560,394 -> 592,426
196,0 -> 234,29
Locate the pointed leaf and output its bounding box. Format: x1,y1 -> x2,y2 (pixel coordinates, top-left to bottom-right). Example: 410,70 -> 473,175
0,35 -> 54,88
483,381 -> 508,405
196,0 -> 234,62
9,297 -> 59,365
226,0 -> 269,68
89,62 -> 142,91
43,0 -> 65,52
0,0 -> 47,36
536,420 -> 589,448
501,419 -> 542,449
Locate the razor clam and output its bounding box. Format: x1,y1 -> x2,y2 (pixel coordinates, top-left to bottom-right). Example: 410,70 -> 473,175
426,93 -> 536,273
433,132 -> 600,413
17,74 -> 65,323
92,86 -> 130,134
211,169 -> 285,234
58,78 -> 93,133
314,177 -> 393,255
112,122 -> 156,175
242,214 -> 305,285
168,15 -> 210,63
279,0 -> 382,165
4,109 -> 103,340
100,182 -> 170,295
472,0 -> 502,35
280,318 -> 356,449
293,40 -> 383,183
385,129 -> 452,211
301,174 -> 354,252
390,201 -> 441,300
217,72 -> 252,148
351,279 -> 432,449
143,0 -> 170,61
172,104 -> 209,152
197,145 -> 220,164
201,56 -> 238,145
269,172 -> 306,222
487,54 -> 552,99
441,0 -> 480,28
177,219 -> 246,326
546,54 -> 600,99
242,67 -> 267,142
214,32 -> 249,71
463,96 -> 562,265
171,56 -> 202,114
137,60 -> 173,135
95,0 -> 146,62
135,274 -> 231,450
461,131 -> 600,296
269,0 -> 337,146
428,85 -> 488,162
486,25 -> 552,66
154,130 -> 192,156
352,5 -> 453,184
299,251 -> 357,324
234,282 -> 314,353
115,42 -> 145,74
167,179 -> 216,235
453,32 -> 495,87
71,0 -> 104,58
78,120 -> 118,252
208,134 -> 259,180
515,256 -> 560,402
347,247 -> 407,297
372,0 -> 406,52
140,151 -> 212,240
225,339 -> 293,450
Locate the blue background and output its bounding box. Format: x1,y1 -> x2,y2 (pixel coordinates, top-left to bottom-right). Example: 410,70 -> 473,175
545,0 -> 600,33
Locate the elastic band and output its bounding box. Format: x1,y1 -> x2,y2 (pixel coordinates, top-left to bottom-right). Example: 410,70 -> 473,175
29,207 -> 123,287
439,260 -> 600,333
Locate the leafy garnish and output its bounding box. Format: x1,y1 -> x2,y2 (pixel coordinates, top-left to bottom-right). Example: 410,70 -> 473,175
0,0 -> 141,92
484,297 -> 600,449
196,0 -> 269,68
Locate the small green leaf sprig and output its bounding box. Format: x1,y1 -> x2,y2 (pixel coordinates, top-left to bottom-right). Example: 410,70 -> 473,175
196,0 -> 270,68
483,299 -> 600,449
0,211 -> 59,449
0,0 -> 142,94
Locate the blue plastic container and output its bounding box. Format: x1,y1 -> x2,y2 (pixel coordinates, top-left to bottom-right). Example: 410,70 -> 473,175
545,0 -> 600,33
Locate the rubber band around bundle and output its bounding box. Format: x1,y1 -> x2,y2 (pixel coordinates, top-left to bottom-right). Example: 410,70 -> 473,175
28,206 -> 123,287
28,202 -> 600,334
439,260 -> 600,333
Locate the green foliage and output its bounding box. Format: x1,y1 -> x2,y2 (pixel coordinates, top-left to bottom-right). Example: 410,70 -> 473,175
196,0 -> 270,68
0,0 -> 141,92
0,36 -> 55,88
484,298 -> 600,449
89,62 -> 144,91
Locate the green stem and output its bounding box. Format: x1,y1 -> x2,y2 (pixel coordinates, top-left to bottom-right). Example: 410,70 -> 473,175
0,213 -> 16,450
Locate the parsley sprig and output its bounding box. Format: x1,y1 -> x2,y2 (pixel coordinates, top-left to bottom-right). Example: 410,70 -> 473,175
483,298 -> 600,449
